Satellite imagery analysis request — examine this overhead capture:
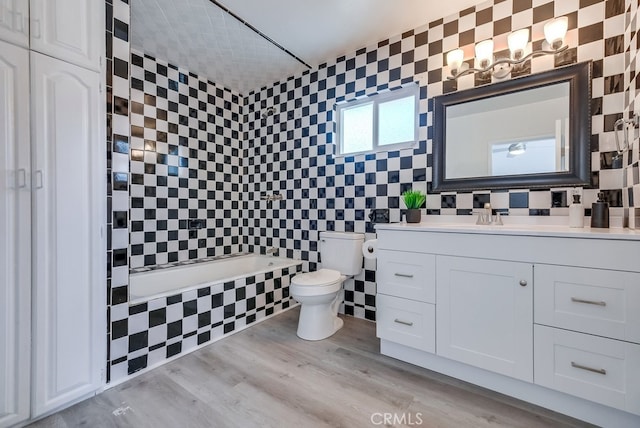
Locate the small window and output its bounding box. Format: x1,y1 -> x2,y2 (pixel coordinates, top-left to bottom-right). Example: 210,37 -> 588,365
336,85 -> 418,156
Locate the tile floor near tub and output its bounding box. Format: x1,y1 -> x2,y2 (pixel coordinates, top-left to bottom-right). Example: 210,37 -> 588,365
30,308 -> 588,428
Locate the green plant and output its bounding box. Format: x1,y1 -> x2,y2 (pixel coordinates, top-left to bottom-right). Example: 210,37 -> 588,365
402,189 -> 426,209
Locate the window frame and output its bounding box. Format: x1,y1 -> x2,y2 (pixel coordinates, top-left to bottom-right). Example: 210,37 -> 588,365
335,84 -> 419,157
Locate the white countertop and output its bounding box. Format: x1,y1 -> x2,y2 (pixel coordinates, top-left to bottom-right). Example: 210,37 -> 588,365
375,216 -> 640,241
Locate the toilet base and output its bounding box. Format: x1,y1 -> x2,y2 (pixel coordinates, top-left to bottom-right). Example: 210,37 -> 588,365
295,292 -> 344,341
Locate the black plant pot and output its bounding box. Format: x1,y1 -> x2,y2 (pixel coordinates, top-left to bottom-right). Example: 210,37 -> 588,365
405,209 -> 422,223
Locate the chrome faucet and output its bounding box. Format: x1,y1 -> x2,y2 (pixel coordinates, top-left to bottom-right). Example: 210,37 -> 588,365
476,203 -> 503,225
266,247 -> 278,256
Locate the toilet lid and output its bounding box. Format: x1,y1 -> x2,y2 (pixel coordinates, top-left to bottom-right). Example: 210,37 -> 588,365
292,269 -> 341,287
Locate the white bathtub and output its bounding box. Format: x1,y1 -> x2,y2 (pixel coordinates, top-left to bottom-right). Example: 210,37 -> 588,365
129,254 -> 302,304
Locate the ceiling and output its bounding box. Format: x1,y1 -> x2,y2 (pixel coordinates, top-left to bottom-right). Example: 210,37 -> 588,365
131,0 -> 487,95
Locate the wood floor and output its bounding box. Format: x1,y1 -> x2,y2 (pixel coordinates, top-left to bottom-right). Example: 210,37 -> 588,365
28,308 -> 591,428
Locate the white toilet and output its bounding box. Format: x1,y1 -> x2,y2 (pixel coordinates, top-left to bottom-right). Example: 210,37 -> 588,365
290,231 -> 365,341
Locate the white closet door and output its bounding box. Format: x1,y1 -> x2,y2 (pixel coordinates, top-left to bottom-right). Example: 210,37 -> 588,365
31,51 -> 105,417
0,0 -> 29,48
0,39 -> 30,428
30,0 -> 103,71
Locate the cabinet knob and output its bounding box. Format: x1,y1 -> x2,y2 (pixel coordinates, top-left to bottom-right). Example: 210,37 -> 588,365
519,280 -> 527,287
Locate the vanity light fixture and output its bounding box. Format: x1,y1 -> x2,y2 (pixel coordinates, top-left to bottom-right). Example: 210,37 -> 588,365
508,142 -> 526,156
447,16 -> 569,80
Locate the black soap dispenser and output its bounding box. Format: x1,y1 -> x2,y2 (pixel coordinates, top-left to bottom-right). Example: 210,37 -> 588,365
590,192 -> 610,229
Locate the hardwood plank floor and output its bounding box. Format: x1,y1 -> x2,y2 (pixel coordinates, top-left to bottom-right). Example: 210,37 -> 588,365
28,308 -> 592,428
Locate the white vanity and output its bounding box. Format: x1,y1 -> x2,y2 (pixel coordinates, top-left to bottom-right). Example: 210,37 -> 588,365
375,219 -> 640,428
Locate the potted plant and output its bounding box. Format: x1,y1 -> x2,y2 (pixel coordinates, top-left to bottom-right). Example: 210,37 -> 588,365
402,189 -> 426,223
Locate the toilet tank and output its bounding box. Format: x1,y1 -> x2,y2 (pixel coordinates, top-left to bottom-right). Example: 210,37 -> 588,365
319,231 -> 365,276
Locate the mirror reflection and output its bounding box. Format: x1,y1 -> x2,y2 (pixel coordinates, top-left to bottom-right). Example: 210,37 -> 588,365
445,82 -> 570,179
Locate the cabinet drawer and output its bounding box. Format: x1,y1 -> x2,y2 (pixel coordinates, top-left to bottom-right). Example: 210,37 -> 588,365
377,250 -> 435,303
534,265 -> 640,343
534,325 -> 640,415
376,294 -> 435,353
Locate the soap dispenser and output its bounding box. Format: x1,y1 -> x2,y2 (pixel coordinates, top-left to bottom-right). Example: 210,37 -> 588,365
569,193 -> 584,228
590,192 -> 610,229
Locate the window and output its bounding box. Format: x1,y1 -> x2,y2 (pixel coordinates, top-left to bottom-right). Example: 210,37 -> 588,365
336,85 -> 418,156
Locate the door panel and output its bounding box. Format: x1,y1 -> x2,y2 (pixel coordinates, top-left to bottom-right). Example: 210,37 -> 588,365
0,39 -> 30,428
30,0 -> 102,71
436,256 -> 533,381
31,51 -> 105,417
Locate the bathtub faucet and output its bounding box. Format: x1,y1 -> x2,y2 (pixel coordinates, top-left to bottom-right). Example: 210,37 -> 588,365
261,193 -> 284,205
266,247 -> 278,256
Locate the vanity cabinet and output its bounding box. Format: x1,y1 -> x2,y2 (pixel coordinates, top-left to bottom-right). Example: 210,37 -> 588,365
375,225 -> 640,427
436,256 -> 533,381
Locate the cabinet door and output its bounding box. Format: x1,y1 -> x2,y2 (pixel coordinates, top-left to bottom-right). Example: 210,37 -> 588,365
0,0 -> 29,47
31,52 -> 105,417
436,256 -> 533,381
0,40 -> 30,428
30,0 -> 103,71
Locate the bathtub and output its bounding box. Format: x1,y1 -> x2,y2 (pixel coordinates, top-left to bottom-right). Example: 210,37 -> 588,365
129,254 -> 302,304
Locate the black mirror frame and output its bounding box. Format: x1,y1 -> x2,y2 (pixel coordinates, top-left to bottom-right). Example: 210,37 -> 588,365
432,61 -> 592,192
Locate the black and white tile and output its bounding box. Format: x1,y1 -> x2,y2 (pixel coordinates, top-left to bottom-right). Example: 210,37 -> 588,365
106,0 -> 133,385
128,51 -> 243,269
109,263 -> 300,380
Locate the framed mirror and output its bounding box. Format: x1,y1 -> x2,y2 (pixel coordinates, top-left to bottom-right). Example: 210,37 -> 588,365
432,61 -> 592,192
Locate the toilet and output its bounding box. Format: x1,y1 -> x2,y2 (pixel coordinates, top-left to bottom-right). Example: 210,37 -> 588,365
290,231 -> 365,341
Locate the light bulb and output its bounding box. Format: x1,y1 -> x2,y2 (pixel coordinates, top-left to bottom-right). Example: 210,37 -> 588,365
544,17 -> 568,50
447,49 -> 464,74
508,28 -> 529,61
475,39 -> 494,69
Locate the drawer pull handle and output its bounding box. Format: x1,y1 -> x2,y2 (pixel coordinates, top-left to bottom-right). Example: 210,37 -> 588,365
394,273 -> 414,278
571,362 -> 606,375
35,170 -> 43,189
394,319 -> 414,326
17,169 -> 27,188
571,297 -> 606,307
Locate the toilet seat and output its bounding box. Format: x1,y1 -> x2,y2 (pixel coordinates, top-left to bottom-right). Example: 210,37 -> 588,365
291,269 -> 342,296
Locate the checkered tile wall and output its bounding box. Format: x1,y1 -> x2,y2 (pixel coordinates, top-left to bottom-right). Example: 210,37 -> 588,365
128,51 -> 243,269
